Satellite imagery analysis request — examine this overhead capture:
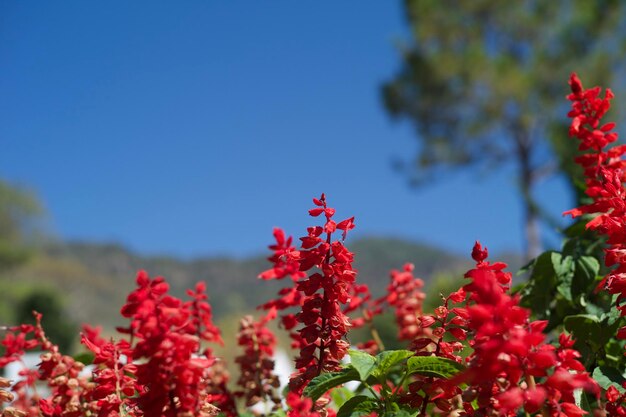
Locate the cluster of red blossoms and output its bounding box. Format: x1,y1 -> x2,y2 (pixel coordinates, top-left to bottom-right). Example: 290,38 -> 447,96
398,286 -> 467,413
564,74 -> 626,414
343,264 -> 427,356
0,273 -> 234,417
377,263 -> 427,343
259,194 -> 368,394
396,243 -> 597,417
458,243 -> 598,416
233,308 -> 281,410
565,73 -> 626,334
0,313 -> 92,417
4,73 -> 626,417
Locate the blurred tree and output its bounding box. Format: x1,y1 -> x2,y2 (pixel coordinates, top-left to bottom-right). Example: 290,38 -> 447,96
0,180 -> 78,352
0,179 -> 43,270
383,1 -> 626,259
422,270 -> 466,314
15,289 -> 76,353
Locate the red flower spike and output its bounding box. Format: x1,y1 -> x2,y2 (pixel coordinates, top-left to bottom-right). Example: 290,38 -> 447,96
453,243 -> 598,416
372,263 -> 427,342
565,73 -> 626,355
0,312 -> 95,417
258,194 -> 365,394
116,271 -> 233,416
233,314 -> 281,410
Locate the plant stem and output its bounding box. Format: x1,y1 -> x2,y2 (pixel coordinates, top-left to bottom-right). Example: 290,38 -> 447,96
316,231 -> 334,376
370,325 -> 385,352
525,375 -> 549,417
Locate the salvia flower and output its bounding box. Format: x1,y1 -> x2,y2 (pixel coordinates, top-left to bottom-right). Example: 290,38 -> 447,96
564,73 -> 626,350
259,194 -> 365,394
458,242 -> 597,417
118,271 -> 232,417
398,286 -> 466,413
376,263 -> 427,342
234,308 -> 281,412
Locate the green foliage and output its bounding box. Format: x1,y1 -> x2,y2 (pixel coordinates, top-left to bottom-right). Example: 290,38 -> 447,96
380,411 -> 417,417
336,396 -> 378,417
16,289 -> 77,353
518,244 -> 615,334
305,350 -> 417,402
384,1 -> 625,180
592,366 -> 626,393
518,217 -> 626,373
348,350 -> 377,381
370,350 -> 415,379
423,270 -> 467,313
0,179 -> 44,271
304,350 -> 460,416
406,356 -> 465,379
383,1 -> 626,257
330,387 -> 355,409
303,369 -> 361,402
564,315 -> 620,352
4,238 -> 463,334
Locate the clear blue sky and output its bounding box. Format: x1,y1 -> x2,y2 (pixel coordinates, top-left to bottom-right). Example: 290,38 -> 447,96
0,1 -> 572,259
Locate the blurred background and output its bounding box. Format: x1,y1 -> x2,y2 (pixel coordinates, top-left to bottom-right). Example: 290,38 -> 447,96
1,1 -> 625,352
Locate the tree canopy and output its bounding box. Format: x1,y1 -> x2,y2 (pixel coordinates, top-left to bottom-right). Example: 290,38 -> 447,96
0,179 -> 43,270
383,0 -> 626,258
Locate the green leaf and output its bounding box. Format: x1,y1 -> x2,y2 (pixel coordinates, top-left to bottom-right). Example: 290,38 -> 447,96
572,256 -> 599,298
73,351 -> 95,365
372,350 -> 415,379
336,395 -> 378,417
406,356 -> 465,379
564,314 -> 622,351
556,278 -> 573,301
564,314 -> 603,345
552,253 -> 572,278
602,305 -> 623,326
380,411 -> 417,417
303,368 -> 361,401
520,251 -> 559,314
575,256 -> 599,283
269,409 -> 286,417
563,219 -> 587,238
348,349 -> 377,381
573,389 -> 593,413
237,412 -> 259,417
330,387 -> 355,409
592,366 -> 626,393
605,338 -> 626,366
555,255 -> 574,302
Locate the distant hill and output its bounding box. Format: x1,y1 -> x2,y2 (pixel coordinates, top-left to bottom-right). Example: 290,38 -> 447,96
4,236 -> 471,330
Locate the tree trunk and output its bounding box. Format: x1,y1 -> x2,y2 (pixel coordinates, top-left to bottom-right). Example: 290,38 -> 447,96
523,196 -> 542,260
515,126 -> 542,261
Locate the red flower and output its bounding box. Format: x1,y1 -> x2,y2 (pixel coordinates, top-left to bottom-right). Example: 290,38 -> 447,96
457,242 -> 597,416
116,271 -> 232,416
259,194 -> 367,394
375,263 -> 427,342
565,73 -> 626,347
234,309 -> 281,410
286,392 -> 321,417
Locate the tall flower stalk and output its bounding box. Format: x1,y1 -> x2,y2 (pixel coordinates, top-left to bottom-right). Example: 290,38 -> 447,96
259,194 -> 363,394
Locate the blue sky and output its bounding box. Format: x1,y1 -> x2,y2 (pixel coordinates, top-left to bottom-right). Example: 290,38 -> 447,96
0,1 -> 572,259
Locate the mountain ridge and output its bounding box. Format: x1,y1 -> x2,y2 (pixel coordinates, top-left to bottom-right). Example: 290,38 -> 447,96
5,236 -> 472,330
